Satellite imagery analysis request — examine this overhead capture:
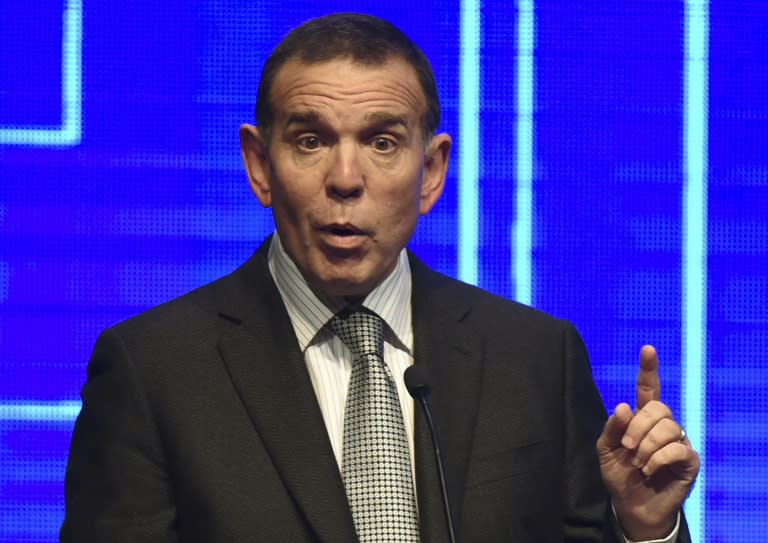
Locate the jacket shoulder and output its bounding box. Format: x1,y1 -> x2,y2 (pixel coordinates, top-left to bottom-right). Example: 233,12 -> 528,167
408,253 -> 568,333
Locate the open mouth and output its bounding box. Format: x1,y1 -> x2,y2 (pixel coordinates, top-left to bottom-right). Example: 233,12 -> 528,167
324,224 -> 364,237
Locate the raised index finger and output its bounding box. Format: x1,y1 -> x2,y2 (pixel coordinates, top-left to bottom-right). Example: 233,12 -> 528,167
636,344 -> 661,409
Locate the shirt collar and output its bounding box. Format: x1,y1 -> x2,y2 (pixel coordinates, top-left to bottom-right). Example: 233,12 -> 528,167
267,233 -> 413,353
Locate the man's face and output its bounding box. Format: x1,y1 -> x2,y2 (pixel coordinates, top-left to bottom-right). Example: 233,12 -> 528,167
240,57 -> 451,306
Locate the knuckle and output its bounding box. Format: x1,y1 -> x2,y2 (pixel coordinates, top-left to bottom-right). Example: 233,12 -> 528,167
636,407 -> 653,420
645,431 -> 661,448
663,418 -> 679,435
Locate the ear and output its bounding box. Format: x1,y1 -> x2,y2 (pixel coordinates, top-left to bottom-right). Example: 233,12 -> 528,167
419,132 -> 451,215
239,124 -> 272,207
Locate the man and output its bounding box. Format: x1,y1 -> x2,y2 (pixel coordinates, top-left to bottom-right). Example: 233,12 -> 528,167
61,13 -> 699,542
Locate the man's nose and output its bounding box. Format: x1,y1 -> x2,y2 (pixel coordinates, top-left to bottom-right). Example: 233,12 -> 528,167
326,141 -> 364,199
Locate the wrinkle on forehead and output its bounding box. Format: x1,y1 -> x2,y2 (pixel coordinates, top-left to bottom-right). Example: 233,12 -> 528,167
270,58 -> 427,123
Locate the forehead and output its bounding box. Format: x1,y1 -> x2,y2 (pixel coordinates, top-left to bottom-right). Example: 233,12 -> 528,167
268,57 -> 427,122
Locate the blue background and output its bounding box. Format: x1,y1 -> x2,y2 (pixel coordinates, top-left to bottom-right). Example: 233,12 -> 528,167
1,1 -> 765,541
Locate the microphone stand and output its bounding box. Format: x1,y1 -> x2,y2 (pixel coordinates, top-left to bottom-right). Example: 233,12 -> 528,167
405,365 -> 457,543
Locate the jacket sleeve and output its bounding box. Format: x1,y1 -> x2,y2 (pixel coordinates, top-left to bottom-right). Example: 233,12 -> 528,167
60,327 -> 178,542
558,322 -> 620,543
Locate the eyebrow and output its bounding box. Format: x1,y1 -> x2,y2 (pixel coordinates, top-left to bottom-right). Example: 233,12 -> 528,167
283,110 -> 411,132
285,111 -> 323,128
364,112 -> 410,130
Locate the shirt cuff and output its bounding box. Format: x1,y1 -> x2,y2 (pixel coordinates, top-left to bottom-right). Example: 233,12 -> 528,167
612,503 -> 681,543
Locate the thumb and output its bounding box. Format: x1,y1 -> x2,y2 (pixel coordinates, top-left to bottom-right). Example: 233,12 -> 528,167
597,403 -> 633,452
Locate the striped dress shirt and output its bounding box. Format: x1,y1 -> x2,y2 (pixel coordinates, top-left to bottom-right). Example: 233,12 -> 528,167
267,234 -> 416,471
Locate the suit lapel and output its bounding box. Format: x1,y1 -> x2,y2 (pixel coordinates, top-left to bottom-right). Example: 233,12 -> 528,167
211,245 -> 483,542
215,246 -> 357,543
410,254 -> 485,541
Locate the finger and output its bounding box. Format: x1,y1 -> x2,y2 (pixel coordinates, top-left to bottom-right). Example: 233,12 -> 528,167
621,400 -> 672,450
631,417 -> 681,469
640,441 -> 700,480
597,403 -> 633,452
636,344 -> 661,409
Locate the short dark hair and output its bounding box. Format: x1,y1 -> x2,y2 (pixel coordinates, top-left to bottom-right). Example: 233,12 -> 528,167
255,13 -> 441,142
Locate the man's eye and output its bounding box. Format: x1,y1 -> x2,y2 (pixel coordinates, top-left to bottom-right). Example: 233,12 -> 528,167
372,137 -> 396,152
297,135 -> 321,150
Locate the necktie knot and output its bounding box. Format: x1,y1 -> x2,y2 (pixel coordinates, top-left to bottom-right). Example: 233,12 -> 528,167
329,310 -> 384,359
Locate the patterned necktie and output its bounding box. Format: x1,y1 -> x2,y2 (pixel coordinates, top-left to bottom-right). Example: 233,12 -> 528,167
329,310 -> 420,542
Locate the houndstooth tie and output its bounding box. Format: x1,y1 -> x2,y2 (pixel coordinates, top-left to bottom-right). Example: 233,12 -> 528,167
330,310 -> 420,542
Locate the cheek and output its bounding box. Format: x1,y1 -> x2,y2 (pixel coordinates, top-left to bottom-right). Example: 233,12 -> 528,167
269,175 -> 324,221
386,179 -> 423,216
378,188 -> 421,242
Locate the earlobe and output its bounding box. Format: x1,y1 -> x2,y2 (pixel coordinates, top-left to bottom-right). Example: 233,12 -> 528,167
239,124 -> 272,207
419,133 -> 452,215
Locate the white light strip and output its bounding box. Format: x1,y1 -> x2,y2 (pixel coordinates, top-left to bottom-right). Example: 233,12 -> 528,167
513,0 -> 535,305
61,0 -> 84,144
682,1 -> 709,541
0,0 -> 82,146
458,0 -> 481,285
0,401 -> 81,422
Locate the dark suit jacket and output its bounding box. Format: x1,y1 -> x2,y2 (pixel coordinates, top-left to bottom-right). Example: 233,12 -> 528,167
61,240 -> 689,542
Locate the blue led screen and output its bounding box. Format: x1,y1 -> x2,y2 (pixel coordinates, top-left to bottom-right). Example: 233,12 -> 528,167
1,1 -> 766,541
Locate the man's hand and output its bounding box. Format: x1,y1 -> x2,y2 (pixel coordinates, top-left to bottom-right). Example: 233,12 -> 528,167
597,345 -> 700,541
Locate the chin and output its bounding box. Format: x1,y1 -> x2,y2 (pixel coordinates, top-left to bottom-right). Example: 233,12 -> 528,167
314,271 -> 378,302
326,277 -> 374,297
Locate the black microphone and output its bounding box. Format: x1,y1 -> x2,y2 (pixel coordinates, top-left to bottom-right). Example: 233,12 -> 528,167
404,365 -> 457,543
